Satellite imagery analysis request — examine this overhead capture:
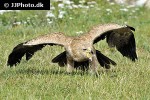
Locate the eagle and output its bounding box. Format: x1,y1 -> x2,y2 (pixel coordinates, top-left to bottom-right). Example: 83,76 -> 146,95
7,23 -> 137,74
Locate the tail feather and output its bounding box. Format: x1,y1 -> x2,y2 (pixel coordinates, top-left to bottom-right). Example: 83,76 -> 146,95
52,50 -> 116,70
51,51 -> 89,70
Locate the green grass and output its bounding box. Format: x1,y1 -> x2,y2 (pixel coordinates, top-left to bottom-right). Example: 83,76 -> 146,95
0,1 -> 150,100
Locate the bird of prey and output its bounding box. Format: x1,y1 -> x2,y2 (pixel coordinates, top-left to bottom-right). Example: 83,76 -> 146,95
7,23 -> 137,74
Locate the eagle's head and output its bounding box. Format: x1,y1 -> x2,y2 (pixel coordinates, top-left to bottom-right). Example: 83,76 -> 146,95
82,47 -> 94,61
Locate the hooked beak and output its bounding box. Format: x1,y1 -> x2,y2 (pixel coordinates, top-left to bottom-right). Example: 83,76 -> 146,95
86,49 -> 93,61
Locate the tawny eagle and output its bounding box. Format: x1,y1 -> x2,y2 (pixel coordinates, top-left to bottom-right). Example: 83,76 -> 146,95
7,23 -> 137,74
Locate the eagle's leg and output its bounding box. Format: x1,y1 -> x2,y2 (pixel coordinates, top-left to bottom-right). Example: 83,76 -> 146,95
89,55 -> 99,76
66,58 -> 74,73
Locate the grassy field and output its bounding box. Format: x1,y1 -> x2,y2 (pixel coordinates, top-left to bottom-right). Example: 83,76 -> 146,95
0,0 -> 150,99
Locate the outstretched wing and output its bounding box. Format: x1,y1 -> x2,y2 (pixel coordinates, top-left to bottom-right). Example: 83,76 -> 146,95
7,32 -> 72,66
83,23 -> 137,61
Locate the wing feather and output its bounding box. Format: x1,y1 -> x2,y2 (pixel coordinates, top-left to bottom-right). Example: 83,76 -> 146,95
105,27 -> 137,61
82,23 -> 125,41
24,32 -> 71,46
7,32 -> 71,66
7,43 -> 46,66
87,23 -> 137,61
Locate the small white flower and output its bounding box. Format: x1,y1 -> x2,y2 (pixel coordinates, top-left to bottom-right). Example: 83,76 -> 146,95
58,14 -> 63,19
34,14 -> 38,17
50,6 -> 55,10
59,10 -> 66,14
69,17 -> 73,19
72,4 -> 78,8
47,18 -> 50,22
106,9 -> 112,13
78,4 -> 84,8
58,10 -> 66,19
27,17 -> 30,22
27,17 -> 30,20
46,11 -> 55,18
87,1 -> 97,5
110,2 -> 115,5
64,0 -> 72,5
13,21 -> 21,26
124,22 -> 128,24
47,18 -> 53,24
76,31 -> 83,35
120,8 -> 128,12
89,5 -> 94,8
58,3 -> 64,8
79,0 -> 85,4
23,21 -> 27,24
48,21 -> 53,24
16,22 -> 21,25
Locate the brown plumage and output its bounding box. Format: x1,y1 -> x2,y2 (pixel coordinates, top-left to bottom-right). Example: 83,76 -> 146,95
7,23 -> 137,74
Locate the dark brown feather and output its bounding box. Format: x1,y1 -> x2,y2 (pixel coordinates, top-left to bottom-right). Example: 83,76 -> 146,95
93,26 -> 138,61
7,43 -> 55,66
96,50 -> 116,69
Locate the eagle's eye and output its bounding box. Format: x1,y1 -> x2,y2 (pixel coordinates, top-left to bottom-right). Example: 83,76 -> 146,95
83,49 -> 87,51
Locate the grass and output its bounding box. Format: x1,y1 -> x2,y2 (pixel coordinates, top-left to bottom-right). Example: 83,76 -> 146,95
0,1 -> 150,99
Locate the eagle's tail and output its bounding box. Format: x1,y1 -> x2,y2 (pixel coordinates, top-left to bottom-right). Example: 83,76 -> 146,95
52,50 -> 116,70
51,51 -> 89,70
